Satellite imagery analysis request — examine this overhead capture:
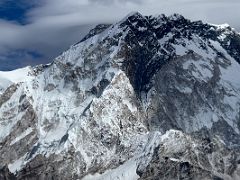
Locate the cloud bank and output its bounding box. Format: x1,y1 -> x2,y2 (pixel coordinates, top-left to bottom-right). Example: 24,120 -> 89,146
0,0 -> 239,70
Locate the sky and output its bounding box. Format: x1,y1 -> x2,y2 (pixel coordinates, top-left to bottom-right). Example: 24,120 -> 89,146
0,0 -> 239,70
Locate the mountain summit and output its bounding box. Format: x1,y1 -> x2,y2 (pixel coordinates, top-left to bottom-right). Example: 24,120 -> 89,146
1,12 -> 240,179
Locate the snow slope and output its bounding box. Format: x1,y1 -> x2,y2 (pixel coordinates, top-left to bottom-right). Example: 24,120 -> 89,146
0,66 -> 33,94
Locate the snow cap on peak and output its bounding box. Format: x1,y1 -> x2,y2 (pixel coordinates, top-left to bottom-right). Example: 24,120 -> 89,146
79,23 -> 111,43
168,13 -> 185,21
217,23 -> 230,29
120,11 -> 143,22
126,11 -> 142,18
211,23 -> 231,30
155,14 -> 167,19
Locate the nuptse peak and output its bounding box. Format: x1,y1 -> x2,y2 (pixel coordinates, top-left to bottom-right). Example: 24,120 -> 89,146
0,12 -> 240,179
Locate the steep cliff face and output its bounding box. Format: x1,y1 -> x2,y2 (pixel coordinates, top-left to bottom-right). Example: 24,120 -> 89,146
1,12 -> 240,179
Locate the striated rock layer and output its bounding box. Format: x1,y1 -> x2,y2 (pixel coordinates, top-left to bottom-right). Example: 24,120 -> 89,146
1,12 -> 240,179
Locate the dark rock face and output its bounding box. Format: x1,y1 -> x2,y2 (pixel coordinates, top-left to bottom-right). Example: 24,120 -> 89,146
0,166 -> 16,180
0,84 -> 19,108
114,13 -> 240,97
145,52 -> 240,147
1,12 -> 240,179
136,131 -> 239,180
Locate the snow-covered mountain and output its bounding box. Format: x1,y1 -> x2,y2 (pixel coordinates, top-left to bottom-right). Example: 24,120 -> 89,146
1,12 -> 240,179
